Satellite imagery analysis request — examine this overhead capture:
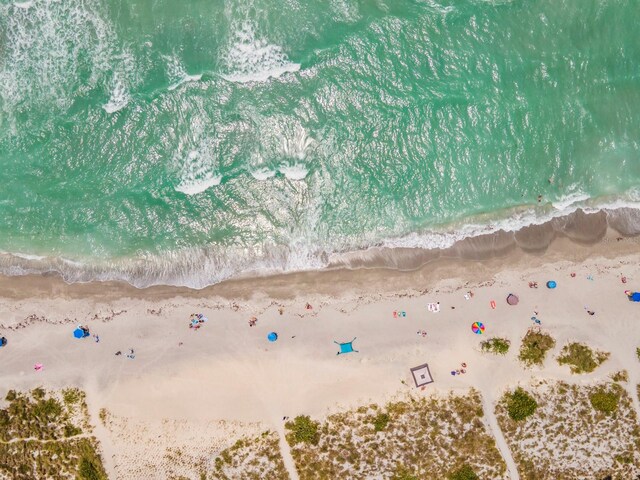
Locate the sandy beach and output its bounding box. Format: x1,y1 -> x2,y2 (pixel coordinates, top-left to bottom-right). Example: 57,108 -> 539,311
2,225 -> 640,478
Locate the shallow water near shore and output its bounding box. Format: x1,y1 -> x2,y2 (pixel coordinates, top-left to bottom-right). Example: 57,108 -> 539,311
1,0 -> 640,287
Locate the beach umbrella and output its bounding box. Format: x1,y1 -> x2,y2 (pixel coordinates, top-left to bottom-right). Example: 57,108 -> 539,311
73,328 -> 85,339
546,281 -> 557,289
34,363 -> 43,372
267,332 -> 278,342
471,322 -> 485,334
626,291 -> 640,302
0,337 -> 6,347
506,294 -> 519,306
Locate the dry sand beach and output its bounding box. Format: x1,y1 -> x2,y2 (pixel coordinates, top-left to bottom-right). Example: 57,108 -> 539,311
2,214 -> 640,478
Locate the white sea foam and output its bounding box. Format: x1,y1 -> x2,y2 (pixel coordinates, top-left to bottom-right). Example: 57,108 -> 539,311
175,149 -> 222,195
251,167 -> 277,180
175,174 -> 222,195
164,55 -> 202,91
102,76 -> 130,113
278,163 -> 309,180
221,21 -> 300,83
13,1 -> 34,9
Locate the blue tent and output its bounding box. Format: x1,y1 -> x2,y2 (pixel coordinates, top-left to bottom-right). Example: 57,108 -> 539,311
335,338 -> 358,355
546,281 -> 557,289
0,337 -> 6,347
73,327 -> 90,339
267,332 -> 278,342
629,292 -> 640,302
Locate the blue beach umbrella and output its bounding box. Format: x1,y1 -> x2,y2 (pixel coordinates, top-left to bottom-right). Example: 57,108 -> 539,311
267,332 -> 278,342
546,281 -> 557,289
0,337 -> 6,347
73,328 -> 85,339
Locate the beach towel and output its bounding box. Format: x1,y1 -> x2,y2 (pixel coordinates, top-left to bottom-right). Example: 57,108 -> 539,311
427,303 -> 440,313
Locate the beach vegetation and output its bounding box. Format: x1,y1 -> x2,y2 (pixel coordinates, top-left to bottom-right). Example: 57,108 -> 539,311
518,329 -> 555,366
0,388 -> 106,480
211,430 -> 289,480
505,388 -> 538,421
495,381 -> 640,478
557,342 -> 609,373
480,337 -> 510,355
610,370 -> 628,383
372,412 -> 390,432
285,415 -> 320,446
391,464 -> 418,480
286,390 -> 506,479
636,347 -> 640,361
589,387 -> 620,414
447,464 -> 479,480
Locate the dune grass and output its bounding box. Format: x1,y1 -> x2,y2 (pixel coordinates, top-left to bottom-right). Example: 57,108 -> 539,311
480,337 -> 510,355
496,381 -> 640,479
0,388 -> 106,480
211,430 -> 289,480
518,329 -> 555,367
557,342 -> 609,374
285,390 -> 505,480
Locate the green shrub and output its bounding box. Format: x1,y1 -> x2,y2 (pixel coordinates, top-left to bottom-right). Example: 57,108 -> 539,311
636,347 -> 640,361
480,337 -> 510,355
64,423 -> 82,437
557,342 -> 609,373
392,464 -> 418,480
372,413 -> 390,432
447,464 -> 479,480
610,370 -> 628,383
518,329 -> 556,366
589,388 -> 619,414
285,415 -> 320,445
78,456 -> 104,480
505,388 -> 538,421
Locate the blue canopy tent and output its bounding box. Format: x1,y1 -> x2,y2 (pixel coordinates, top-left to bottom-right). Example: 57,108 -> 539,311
335,338 -> 358,355
0,337 -> 6,348
73,327 -> 90,339
628,292 -> 640,302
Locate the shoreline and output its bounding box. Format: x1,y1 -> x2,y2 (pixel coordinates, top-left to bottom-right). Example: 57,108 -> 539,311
0,208 -> 639,305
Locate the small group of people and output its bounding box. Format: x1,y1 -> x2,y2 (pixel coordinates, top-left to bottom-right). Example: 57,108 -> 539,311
189,313 -> 207,330
115,348 -> 135,359
450,362 -> 467,376
248,316 -> 258,327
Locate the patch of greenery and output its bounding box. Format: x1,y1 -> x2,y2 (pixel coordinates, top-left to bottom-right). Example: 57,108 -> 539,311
589,388 -> 619,414
505,388 -> 538,421
372,413 -> 390,432
392,464 -> 418,480
610,370 -> 628,383
62,388 -> 83,406
636,347 -> 640,361
78,456 -> 104,480
557,342 -> 609,374
447,464 -> 479,480
285,415 -> 320,446
480,337 -> 510,355
212,431 -> 289,480
518,329 -> 555,366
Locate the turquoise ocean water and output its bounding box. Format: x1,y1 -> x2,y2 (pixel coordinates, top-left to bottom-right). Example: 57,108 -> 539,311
1,0 -> 640,287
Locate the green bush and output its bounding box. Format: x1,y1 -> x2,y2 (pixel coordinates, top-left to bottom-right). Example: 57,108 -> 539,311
589,388 -> 619,414
636,347 -> 640,361
480,337 -> 510,355
447,464 -> 479,480
557,342 -> 609,374
78,456 -> 104,480
372,413 -> 390,432
505,388 -> 538,421
392,464 -> 418,480
285,415 -> 320,445
518,329 -> 556,366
